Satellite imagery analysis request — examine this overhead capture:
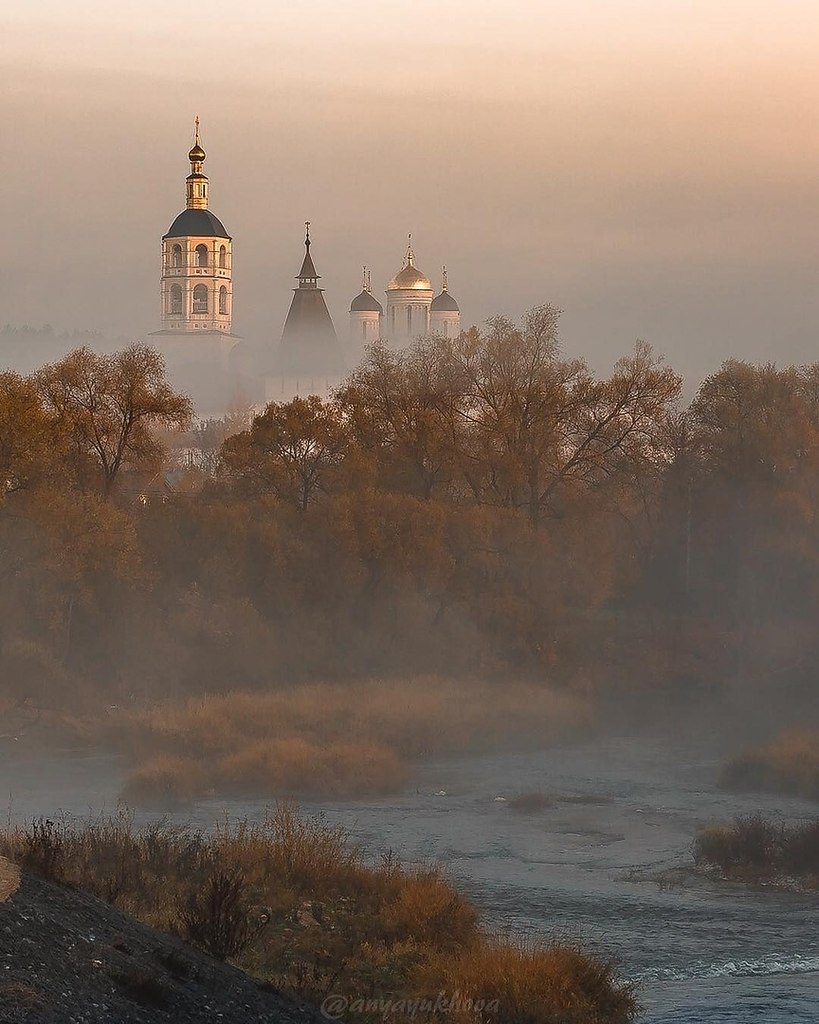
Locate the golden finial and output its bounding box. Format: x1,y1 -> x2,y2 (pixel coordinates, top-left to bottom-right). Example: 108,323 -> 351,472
188,116 -> 206,163
305,221 -> 311,251
367,269 -> 372,292
406,233 -> 414,266
362,265 -> 368,291
442,266 -> 449,292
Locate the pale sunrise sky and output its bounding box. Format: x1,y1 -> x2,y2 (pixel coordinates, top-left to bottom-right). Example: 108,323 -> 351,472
3,0 -> 819,382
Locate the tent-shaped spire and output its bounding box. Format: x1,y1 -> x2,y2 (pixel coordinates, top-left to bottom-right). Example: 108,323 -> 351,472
279,223 -> 342,375
297,222 -> 320,286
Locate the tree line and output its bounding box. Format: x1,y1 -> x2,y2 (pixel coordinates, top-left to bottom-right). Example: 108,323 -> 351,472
2,310 -> 819,715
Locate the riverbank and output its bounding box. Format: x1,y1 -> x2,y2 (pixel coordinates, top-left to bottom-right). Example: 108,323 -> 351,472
0,867 -> 320,1024
0,809 -> 636,1024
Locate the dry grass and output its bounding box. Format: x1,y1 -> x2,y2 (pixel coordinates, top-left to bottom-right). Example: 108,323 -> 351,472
417,940 -> 636,1023
120,756 -> 208,809
0,856 -> 20,902
65,678 -> 586,806
219,738 -> 406,798
720,729 -> 819,800
0,806 -> 635,1023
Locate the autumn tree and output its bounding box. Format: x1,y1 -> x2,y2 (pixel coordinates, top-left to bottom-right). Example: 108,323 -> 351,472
0,372 -> 62,500
337,339 -> 468,499
36,345 -> 192,496
686,360 -> 819,621
221,395 -> 349,510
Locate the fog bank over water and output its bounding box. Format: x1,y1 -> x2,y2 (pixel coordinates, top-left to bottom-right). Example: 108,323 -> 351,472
3,1 -> 819,383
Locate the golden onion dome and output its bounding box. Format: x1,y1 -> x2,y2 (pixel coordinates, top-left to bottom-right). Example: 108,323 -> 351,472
387,262 -> 432,291
388,236 -> 432,291
188,143 -> 206,162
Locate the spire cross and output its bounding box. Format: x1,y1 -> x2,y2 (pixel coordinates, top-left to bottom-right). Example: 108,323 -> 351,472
305,221 -> 311,251
406,232 -> 414,266
194,115 -> 200,145
362,265 -> 367,291
442,266 -> 449,292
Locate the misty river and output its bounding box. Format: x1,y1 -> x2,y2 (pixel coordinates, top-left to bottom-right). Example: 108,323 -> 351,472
2,734 -> 818,1023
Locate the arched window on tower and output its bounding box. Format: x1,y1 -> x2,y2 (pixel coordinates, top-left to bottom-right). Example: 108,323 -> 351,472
219,286 -> 228,316
169,284 -> 183,315
193,284 -> 208,314
171,244 -> 183,269
219,245 -> 227,269
195,244 -> 208,268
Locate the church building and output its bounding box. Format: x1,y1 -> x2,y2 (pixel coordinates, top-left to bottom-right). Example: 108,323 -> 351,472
348,238 -> 461,365
154,123 -> 463,406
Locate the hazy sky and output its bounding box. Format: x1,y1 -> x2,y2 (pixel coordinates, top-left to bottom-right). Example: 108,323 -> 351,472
3,0 -> 819,384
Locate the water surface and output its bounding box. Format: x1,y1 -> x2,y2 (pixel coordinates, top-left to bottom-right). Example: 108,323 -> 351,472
2,734 -> 817,1022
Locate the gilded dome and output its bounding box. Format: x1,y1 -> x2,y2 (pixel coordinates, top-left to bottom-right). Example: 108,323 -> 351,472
387,264 -> 432,291
388,237 -> 432,291
188,143 -> 206,162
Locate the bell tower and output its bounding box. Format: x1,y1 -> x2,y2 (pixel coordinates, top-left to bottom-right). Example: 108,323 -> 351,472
160,119 -> 233,334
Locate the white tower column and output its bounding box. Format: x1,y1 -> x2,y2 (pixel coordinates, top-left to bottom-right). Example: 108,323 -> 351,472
159,119 -> 233,335
349,268 -> 382,363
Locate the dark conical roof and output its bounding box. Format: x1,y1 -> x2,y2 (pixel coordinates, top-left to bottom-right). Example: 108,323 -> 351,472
279,290 -> 343,375
298,249 -> 319,281
278,231 -> 343,375
351,290 -> 383,313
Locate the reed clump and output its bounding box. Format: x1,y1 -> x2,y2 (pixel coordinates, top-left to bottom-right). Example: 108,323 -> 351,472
67,678 -> 586,806
694,813 -> 819,886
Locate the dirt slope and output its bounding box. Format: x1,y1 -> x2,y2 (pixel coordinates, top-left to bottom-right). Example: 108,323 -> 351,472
0,870 -> 322,1024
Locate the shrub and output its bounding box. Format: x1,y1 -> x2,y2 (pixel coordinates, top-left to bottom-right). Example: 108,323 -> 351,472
177,865 -> 261,961
20,819 -> 64,881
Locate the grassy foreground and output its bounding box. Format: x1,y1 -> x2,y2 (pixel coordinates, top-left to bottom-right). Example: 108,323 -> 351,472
0,806 -> 636,1023
720,730 -> 819,801
694,814 -> 819,887
63,679 -> 587,807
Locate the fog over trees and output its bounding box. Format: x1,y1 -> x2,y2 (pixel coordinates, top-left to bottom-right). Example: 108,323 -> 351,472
1,310 -> 818,725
